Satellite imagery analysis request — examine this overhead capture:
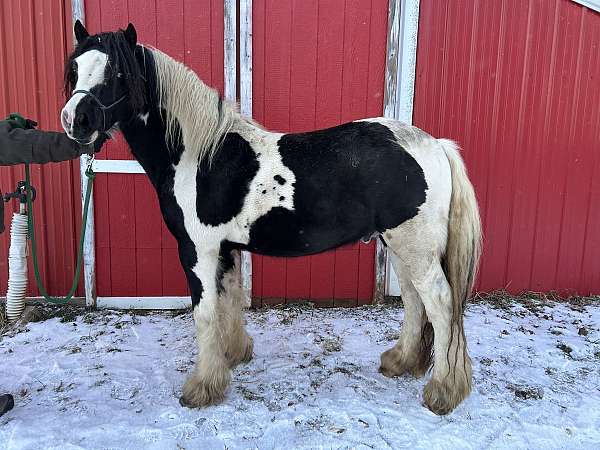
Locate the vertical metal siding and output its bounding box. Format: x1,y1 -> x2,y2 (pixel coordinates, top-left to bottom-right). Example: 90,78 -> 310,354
0,1 -> 83,297
85,0 -> 225,297
414,0 -> 600,295
252,0 -> 389,305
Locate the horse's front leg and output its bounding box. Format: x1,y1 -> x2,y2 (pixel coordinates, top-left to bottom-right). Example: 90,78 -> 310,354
180,246 -> 231,408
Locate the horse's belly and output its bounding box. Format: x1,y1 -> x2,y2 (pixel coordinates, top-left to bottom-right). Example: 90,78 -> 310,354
244,206 -> 374,257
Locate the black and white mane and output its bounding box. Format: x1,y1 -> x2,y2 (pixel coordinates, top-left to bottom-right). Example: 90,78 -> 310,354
61,22 -> 482,416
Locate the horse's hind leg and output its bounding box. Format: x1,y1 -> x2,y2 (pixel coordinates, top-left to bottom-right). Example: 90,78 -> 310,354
219,250 -> 253,368
379,252 -> 433,378
384,225 -> 472,415
413,259 -> 471,415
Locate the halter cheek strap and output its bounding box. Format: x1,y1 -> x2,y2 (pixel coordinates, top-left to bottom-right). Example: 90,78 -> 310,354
72,89 -> 128,132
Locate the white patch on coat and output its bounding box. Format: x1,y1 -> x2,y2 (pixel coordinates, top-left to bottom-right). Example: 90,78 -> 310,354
231,122 -> 296,241
171,121 -> 296,261
138,112 -> 149,125
61,49 -> 109,136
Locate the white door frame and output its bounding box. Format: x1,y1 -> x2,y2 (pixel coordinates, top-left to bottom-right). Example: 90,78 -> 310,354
239,0 -> 253,305
71,0 -> 98,307
73,0 -> 247,309
380,0 -> 421,298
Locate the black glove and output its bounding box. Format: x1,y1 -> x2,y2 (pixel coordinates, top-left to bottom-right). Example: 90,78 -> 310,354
0,394 -> 14,417
5,113 -> 37,130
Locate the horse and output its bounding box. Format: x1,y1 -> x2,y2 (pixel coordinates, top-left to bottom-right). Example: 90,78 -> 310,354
60,22 -> 482,416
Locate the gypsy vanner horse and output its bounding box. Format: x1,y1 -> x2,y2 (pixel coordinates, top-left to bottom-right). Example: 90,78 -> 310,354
61,22 -> 481,415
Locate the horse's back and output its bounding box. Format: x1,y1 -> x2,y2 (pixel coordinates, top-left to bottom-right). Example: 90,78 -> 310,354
244,119 -> 442,256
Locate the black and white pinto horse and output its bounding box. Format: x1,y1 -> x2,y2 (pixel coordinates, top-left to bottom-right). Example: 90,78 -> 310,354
61,23 -> 481,415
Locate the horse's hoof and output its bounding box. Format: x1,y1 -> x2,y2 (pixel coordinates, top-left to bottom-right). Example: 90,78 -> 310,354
423,377 -> 470,415
179,395 -> 192,408
379,347 -> 410,378
378,365 -> 395,377
179,371 -> 229,408
179,382 -> 224,408
380,345 -> 432,379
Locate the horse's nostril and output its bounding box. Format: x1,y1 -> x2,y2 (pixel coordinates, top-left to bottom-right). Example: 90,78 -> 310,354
75,112 -> 89,128
61,109 -> 72,127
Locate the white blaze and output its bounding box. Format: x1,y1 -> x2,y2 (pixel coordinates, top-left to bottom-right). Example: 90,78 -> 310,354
61,49 -> 109,137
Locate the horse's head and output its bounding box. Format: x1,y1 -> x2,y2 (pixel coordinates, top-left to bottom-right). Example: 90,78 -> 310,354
61,21 -> 146,144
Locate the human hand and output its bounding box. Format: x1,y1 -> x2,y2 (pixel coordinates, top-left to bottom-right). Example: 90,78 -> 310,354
5,113 -> 38,130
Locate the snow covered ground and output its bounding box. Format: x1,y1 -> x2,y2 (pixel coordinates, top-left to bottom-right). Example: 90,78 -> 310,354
0,298 -> 599,450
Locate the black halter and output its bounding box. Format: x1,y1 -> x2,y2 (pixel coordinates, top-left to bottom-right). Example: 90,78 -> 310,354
72,89 -> 128,132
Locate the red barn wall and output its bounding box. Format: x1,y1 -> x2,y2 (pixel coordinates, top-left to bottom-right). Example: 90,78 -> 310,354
251,0 -> 389,306
0,1 -> 83,297
414,0 -> 600,295
3,0 -> 599,303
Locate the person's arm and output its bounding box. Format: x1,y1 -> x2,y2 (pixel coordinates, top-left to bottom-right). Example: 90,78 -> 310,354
0,120 -> 91,166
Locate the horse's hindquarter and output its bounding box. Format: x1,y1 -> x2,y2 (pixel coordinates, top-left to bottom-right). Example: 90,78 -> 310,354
240,119 -> 431,257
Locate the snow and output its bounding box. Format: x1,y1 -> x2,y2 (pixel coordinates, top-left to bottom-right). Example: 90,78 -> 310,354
1,299 -> 599,450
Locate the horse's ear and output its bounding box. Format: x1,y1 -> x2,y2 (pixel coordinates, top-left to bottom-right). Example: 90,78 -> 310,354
124,23 -> 137,49
74,20 -> 89,43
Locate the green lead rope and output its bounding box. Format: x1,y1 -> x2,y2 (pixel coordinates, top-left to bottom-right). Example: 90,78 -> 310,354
24,162 -> 95,304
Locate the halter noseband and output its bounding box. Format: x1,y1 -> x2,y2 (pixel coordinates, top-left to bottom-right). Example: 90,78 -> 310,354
72,89 -> 128,132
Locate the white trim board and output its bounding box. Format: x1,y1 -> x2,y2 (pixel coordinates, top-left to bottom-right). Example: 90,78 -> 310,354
96,297 -> 191,310
91,159 -> 145,174
383,0 -> 421,297
384,0 -> 421,123
224,0 -> 237,103
239,0 -> 253,118
572,1 -> 600,13
71,1 -> 97,308
239,0 -> 254,306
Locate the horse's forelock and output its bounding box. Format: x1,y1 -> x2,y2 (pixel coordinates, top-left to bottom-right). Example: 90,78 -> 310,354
63,51 -> 77,99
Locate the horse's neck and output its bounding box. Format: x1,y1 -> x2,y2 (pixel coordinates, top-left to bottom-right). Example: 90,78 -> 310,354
120,109 -> 174,188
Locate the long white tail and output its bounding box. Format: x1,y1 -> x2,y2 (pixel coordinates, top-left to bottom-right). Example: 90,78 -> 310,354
438,139 -> 482,315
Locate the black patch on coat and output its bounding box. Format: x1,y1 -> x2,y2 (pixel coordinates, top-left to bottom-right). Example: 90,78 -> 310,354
274,174 -> 286,185
196,133 -> 259,226
245,121 -> 428,257
216,241 -> 237,295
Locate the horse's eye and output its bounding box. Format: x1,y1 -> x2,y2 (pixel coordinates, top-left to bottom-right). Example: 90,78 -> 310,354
71,61 -> 77,73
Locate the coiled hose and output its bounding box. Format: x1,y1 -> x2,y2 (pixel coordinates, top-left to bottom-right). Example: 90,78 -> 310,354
5,208 -> 28,321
